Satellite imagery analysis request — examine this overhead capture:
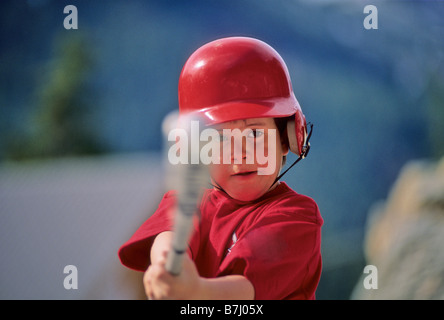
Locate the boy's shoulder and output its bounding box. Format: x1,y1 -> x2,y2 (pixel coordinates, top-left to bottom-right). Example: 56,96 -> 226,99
262,182 -> 323,226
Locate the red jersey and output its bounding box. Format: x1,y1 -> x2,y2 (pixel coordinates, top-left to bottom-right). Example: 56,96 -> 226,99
118,182 -> 323,300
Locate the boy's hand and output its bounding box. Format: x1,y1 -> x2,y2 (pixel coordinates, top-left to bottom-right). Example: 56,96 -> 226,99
144,250 -> 202,300
145,232 -> 255,300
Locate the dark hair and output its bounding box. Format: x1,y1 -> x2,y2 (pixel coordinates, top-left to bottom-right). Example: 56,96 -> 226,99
274,116 -> 292,166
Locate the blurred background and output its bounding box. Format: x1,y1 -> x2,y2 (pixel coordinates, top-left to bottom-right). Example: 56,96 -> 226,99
1,0 -> 443,299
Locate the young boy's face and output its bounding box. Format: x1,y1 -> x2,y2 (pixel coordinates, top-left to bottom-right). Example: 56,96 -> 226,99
210,117 -> 289,202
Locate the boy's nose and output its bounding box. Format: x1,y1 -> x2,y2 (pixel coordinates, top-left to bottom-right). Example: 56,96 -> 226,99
231,138 -> 252,164
232,151 -> 247,163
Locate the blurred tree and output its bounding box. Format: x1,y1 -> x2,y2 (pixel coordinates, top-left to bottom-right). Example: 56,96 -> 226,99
6,32 -> 105,160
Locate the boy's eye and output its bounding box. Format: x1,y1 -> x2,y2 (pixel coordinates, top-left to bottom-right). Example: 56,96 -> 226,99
248,129 -> 264,138
218,133 -> 228,142
217,129 -> 264,141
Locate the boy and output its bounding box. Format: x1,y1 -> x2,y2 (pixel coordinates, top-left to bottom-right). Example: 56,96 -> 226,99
118,37 -> 323,300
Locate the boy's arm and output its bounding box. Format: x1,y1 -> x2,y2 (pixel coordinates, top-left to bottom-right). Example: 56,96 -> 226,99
150,231 -> 173,265
146,231 -> 254,300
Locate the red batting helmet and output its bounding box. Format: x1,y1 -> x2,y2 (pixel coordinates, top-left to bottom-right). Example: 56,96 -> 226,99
178,37 -> 309,157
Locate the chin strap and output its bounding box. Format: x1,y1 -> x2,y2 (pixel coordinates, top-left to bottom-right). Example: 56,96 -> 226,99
269,122 -> 313,189
211,180 -> 227,194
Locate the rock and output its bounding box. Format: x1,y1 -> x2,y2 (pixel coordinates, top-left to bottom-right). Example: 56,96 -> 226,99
351,157 -> 444,299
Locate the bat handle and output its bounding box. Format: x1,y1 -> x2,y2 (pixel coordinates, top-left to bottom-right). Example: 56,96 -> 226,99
165,208 -> 194,276
165,248 -> 185,276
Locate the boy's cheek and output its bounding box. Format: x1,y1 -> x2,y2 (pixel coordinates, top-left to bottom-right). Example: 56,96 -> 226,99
257,154 -> 277,176
255,137 -> 278,176
209,163 -> 228,180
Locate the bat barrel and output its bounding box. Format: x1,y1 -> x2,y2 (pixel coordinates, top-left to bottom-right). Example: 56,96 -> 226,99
163,114 -> 209,276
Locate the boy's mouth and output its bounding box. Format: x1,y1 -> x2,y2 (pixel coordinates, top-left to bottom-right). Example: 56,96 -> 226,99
232,171 -> 257,177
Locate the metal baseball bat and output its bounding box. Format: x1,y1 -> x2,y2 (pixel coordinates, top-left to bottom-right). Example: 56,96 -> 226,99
162,113 -> 208,275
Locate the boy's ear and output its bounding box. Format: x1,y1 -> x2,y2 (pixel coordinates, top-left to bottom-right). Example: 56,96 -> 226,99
280,127 -> 290,156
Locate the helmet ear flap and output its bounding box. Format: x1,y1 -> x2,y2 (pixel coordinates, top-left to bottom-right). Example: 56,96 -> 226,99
286,110 -> 307,156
